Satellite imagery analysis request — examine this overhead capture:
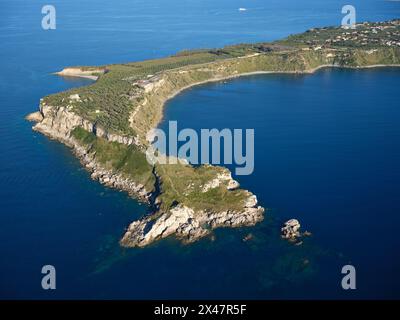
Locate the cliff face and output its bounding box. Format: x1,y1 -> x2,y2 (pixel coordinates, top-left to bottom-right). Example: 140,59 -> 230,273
34,103 -> 94,143
74,142 -> 151,201
34,100 -> 141,146
30,102 -> 152,202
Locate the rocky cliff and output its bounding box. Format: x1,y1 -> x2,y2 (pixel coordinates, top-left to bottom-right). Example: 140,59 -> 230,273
34,99 -> 141,146
29,100 -> 151,202
120,201 -> 264,247
55,67 -> 107,80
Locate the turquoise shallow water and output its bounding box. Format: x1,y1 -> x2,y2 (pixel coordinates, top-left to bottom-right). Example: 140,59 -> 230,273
0,0 -> 399,299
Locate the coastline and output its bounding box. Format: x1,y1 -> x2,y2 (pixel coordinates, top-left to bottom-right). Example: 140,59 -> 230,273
42,62 -> 400,190
33,63 -> 400,244
154,64 -> 400,130
32,121 -> 152,203
38,62 -> 398,247
28,20 -> 400,247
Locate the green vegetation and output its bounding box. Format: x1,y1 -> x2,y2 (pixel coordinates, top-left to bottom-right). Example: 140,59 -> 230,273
71,126 -> 250,212
71,127 -> 155,191
280,20 -> 400,49
155,163 -> 248,212
41,43 -> 293,137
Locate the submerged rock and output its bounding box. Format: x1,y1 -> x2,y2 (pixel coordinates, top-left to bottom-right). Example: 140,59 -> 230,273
243,233 -> 254,242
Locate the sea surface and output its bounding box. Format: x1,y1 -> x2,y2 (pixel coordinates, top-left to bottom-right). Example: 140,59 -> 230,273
0,0 -> 399,299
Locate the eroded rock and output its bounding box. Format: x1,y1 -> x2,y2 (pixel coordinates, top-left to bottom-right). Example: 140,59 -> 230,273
281,219 -> 301,241
120,198 -> 264,248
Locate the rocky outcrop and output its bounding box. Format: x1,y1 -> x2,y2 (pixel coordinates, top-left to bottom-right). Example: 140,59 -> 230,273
202,171 -> 240,192
32,103 -> 94,143
29,101 -> 140,146
93,124 -> 140,146
281,219 -> 311,245
25,111 -> 43,122
120,197 -> 264,247
26,21 -> 400,249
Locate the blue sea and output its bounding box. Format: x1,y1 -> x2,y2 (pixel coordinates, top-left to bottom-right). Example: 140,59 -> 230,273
0,0 -> 399,299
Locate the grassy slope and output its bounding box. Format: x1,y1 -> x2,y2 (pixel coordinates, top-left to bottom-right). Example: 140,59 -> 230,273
72,127 -> 250,213
71,127 -> 155,191
155,163 -> 249,212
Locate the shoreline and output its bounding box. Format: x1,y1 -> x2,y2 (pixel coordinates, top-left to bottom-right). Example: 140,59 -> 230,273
28,25 -> 400,247
36,63 -> 400,200
32,122 -> 152,203
153,63 -> 400,131
53,67 -> 107,81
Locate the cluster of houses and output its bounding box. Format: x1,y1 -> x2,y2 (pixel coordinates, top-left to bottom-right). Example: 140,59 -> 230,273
303,20 -> 400,50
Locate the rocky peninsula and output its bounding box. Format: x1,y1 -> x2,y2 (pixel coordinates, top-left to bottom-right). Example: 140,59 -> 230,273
27,20 -> 400,247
